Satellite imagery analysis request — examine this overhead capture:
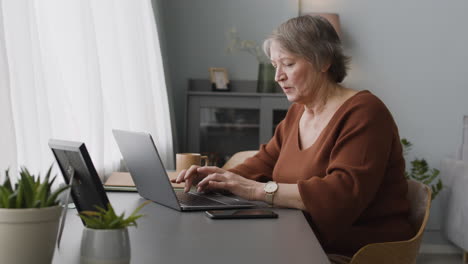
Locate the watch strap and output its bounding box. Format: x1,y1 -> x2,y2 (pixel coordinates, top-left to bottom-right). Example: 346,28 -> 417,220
264,181 -> 278,206
265,192 -> 274,205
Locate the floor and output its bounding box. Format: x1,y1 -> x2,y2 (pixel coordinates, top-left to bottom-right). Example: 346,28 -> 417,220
416,253 -> 465,264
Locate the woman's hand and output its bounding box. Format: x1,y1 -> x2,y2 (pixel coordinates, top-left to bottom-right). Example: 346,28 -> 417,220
171,165 -> 212,193
195,167 -> 264,201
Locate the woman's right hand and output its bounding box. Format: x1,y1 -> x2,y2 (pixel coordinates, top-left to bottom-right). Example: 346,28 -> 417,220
171,165 -> 212,193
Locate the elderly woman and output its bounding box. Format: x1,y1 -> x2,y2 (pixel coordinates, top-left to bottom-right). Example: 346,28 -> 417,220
174,15 -> 413,259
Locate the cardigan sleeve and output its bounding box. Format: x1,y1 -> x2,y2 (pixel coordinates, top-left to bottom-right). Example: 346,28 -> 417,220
297,98 -> 397,245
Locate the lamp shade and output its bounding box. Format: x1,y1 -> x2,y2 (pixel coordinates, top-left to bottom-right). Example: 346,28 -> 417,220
309,13 -> 341,38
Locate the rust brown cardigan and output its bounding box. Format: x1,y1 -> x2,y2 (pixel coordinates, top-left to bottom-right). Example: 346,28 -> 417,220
229,90 -> 414,256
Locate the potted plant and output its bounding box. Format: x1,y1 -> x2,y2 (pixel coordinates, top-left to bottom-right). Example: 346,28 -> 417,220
401,138 -> 443,200
0,166 -> 69,264
79,201 -> 149,264
226,28 -> 280,93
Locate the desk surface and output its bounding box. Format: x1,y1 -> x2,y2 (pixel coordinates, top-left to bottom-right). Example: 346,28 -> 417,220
53,192 -> 329,264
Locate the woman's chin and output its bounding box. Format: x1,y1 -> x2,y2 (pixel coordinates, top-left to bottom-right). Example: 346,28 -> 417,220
285,94 -> 297,103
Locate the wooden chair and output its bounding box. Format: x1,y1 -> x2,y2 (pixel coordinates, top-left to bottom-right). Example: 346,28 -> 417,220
222,151 -> 258,170
349,180 -> 432,264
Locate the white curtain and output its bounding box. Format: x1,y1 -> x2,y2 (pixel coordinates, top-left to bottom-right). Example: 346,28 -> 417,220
0,0 -> 174,181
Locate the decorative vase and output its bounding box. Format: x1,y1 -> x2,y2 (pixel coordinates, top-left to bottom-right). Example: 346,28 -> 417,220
80,227 -> 130,264
0,206 -> 62,264
256,63 -> 281,93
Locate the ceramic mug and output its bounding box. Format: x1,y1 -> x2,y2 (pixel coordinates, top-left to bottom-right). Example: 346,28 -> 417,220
176,153 -> 209,172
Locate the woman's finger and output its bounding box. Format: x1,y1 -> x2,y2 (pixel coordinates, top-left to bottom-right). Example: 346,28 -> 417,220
174,169 -> 187,183
184,165 -> 199,181
196,173 -> 214,189
181,165 -> 196,192
197,166 -> 225,174
197,173 -> 225,189
184,173 -> 196,192
198,180 -> 228,193
208,180 -> 228,190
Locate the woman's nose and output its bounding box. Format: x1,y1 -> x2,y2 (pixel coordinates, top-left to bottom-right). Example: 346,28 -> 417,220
275,68 -> 286,82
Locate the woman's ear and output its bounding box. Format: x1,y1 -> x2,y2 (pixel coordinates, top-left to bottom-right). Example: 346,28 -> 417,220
321,62 -> 331,72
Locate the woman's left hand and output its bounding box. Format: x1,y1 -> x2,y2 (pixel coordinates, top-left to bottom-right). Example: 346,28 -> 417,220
195,166 -> 263,201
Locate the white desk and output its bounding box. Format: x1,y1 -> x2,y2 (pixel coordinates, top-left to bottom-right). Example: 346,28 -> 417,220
52,192 -> 329,264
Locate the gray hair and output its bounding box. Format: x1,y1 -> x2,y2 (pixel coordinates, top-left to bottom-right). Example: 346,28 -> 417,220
263,15 -> 350,83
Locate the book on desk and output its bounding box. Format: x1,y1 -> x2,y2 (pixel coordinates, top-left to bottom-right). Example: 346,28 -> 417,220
104,171 -> 184,191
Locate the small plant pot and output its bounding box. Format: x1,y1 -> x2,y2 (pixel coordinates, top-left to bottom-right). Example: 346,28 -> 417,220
80,227 -> 130,264
0,206 -> 62,264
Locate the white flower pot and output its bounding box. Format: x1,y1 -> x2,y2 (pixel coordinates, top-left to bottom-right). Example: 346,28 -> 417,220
0,205 -> 62,264
80,227 -> 130,264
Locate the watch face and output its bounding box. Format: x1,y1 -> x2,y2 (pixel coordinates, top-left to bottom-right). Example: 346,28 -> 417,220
265,182 -> 278,193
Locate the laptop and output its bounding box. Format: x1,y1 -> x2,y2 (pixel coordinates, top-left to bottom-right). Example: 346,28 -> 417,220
112,129 -> 256,211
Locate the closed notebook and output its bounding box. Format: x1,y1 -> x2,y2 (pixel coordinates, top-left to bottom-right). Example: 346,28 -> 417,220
104,171 -> 184,191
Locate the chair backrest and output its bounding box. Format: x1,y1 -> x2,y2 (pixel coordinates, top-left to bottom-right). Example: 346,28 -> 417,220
349,180 -> 432,264
222,151 -> 258,170
407,180 -> 431,232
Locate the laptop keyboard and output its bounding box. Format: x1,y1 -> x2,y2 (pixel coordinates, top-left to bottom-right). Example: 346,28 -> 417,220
176,192 -> 226,206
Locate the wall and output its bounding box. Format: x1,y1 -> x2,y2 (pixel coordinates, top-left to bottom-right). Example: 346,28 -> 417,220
159,0 -> 298,151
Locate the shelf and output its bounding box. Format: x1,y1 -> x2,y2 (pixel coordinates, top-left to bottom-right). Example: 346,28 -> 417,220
200,123 -> 260,128
188,91 -> 286,98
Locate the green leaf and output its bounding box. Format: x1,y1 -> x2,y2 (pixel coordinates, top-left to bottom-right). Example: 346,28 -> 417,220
16,181 -> 24,208
0,188 -> 4,208
45,164 -> 54,183
0,163 -> 70,208
21,167 -> 35,189
78,202 -> 148,229
108,219 -> 122,229
401,138 -> 412,156
402,139 -> 443,200
46,184 -> 69,207
36,181 -> 49,208
7,192 -> 17,208
0,186 -> 11,208
80,214 -> 104,229
81,211 -> 101,217
33,200 -> 41,208
436,179 -> 443,189
4,169 -> 13,192
22,175 -> 34,208
0,186 -> 13,208
129,200 -> 151,217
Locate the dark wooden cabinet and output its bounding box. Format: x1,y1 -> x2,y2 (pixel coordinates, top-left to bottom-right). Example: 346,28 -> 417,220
186,90 -> 290,166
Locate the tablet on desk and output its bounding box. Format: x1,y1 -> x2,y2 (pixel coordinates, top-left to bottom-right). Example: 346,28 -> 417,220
48,139 -> 110,213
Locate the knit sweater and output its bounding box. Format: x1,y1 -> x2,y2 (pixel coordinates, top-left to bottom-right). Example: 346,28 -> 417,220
229,90 -> 414,256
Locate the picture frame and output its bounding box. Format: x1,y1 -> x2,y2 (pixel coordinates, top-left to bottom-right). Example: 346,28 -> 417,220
209,67 -> 230,92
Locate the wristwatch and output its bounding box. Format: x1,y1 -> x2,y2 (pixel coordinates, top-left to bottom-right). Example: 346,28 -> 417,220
264,181 -> 279,206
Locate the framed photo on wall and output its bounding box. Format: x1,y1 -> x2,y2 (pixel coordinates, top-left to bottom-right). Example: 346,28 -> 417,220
209,67 -> 230,92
